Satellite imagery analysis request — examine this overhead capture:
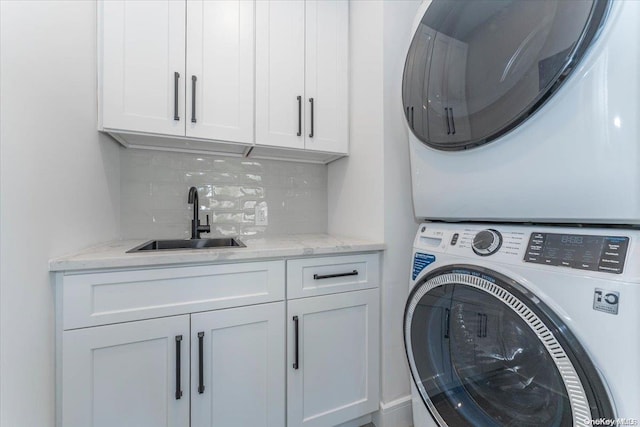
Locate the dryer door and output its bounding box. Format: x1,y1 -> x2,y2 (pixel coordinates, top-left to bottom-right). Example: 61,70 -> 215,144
404,265 -> 614,427
402,0 -> 610,151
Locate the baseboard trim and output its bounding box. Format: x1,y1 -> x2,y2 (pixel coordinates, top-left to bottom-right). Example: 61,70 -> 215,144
335,413 -> 372,427
372,395 -> 413,427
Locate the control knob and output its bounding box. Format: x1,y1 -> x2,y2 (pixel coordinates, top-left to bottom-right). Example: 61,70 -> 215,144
472,229 -> 502,256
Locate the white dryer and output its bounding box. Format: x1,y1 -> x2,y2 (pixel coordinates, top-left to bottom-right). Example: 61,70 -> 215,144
405,222 -> 640,427
403,0 -> 640,224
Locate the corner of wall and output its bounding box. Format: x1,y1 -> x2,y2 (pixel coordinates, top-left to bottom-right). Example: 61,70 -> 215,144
328,0 -> 385,242
378,0 -> 423,408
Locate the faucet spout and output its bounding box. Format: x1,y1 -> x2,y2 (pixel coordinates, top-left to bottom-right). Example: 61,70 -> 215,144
188,186 -> 198,204
188,186 -> 210,239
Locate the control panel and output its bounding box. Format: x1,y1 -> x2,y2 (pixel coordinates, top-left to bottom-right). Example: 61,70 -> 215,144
454,228 -> 525,258
524,232 -> 629,274
414,224 -> 633,276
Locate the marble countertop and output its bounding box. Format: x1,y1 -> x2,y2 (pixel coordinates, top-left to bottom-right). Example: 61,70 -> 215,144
49,234 -> 385,272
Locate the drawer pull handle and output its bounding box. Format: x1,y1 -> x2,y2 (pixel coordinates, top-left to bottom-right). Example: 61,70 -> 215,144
293,316 -> 299,370
175,335 -> 183,399
197,331 -> 205,394
313,270 -> 359,280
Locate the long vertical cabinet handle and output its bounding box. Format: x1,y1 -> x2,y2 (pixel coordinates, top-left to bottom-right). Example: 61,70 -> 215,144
482,313 -> 487,337
191,76 -> 197,123
197,331 -> 205,394
476,313 -> 488,337
406,106 -> 414,130
444,309 -> 450,339
411,106 -> 414,129
292,316 -> 299,370
173,72 -> 180,121
449,107 -> 456,135
308,98 -> 314,138
175,335 -> 183,399
445,108 -> 451,135
297,96 -> 302,136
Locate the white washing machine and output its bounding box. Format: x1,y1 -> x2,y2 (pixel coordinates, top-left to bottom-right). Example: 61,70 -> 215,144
404,222 -> 640,427
403,0 -> 640,223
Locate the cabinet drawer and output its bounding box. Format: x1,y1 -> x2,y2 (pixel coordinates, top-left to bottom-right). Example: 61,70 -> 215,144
62,261 -> 285,330
286,253 -> 379,299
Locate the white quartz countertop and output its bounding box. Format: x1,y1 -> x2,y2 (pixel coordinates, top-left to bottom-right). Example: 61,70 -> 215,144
49,234 -> 385,272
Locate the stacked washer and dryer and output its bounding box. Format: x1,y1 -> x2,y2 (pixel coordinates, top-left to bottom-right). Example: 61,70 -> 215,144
402,1 -> 640,426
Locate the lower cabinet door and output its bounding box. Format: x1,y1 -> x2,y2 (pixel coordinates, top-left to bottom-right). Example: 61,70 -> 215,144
191,302 -> 285,427
287,289 -> 380,427
62,315 -> 190,427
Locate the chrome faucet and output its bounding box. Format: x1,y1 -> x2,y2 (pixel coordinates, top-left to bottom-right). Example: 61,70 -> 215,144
187,187 -> 211,239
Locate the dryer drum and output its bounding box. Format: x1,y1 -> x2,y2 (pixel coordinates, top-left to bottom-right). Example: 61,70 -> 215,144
402,0 -> 610,151
403,265 -> 614,426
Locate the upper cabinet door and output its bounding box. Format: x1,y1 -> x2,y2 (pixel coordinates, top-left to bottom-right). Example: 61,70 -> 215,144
255,1 -> 306,149
304,0 -> 349,154
186,0 -> 255,144
100,0 -> 185,135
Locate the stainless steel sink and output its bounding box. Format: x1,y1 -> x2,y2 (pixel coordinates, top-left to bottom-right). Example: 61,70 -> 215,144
127,238 -> 246,253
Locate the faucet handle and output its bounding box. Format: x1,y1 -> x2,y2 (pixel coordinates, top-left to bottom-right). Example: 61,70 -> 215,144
199,214 -> 211,234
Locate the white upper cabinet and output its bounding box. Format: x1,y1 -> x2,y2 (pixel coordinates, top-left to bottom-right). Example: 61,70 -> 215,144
100,0 -> 254,147
99,0 -> 349,162
255,1 -> 306,150
186,0 -> 254,143
304,0 -> 349,153
100,0 -> 186,135
256,0 -> 348,154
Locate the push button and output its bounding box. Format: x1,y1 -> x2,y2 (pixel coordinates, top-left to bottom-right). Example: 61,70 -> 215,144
450,233 -> 459,246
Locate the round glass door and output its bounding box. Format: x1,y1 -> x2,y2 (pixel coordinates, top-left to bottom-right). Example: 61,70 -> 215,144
402,0 -> 610,150
404,265 -> 614,426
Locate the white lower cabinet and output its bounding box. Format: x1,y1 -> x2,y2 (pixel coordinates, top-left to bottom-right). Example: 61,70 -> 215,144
287,289 -> 380,427
57,253 -> 380,427
62,303 -> 285,427
191,302 -> 285,427
62,315 -> 191,427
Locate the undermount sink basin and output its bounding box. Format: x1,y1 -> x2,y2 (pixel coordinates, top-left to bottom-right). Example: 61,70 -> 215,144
127,238 -> 246,253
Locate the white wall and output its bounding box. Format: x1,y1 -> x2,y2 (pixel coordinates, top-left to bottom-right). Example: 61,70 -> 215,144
329,2 -> 421,426
0,2 -> 121,426
328,0 -> 385,242
381,0 -> 422,404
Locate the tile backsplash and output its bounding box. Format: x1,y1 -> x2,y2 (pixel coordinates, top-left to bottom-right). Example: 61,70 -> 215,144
120,149 -> 328,239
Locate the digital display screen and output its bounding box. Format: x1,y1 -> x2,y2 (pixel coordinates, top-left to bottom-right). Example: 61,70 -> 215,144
561,235 -> 583,245
524,232 -> 628,274
542,234 -> 602,264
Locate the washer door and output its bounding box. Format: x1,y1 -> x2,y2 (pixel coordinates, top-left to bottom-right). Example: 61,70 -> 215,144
404,265 -> 614,427
402,0 -> 610,151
